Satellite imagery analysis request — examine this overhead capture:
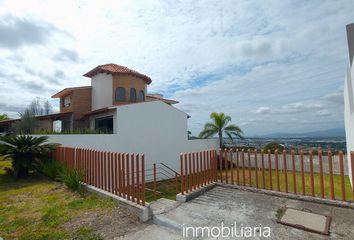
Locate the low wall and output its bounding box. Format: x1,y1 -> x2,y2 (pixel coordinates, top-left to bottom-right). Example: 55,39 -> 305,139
42,134 -> 218,173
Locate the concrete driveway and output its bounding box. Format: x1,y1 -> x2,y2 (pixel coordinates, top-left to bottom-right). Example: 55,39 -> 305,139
122,186 -> 354,239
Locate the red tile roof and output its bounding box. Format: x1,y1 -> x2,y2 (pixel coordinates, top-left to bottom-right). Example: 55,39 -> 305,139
83,63 -> 152,84
146,94 -> 179,105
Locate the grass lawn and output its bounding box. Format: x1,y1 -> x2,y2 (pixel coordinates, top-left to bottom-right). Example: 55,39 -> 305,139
220,168 -> 353,201
145,178 -> 178,202
0,158 -> 138,240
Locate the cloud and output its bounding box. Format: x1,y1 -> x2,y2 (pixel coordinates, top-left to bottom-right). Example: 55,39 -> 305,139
323,92 -> 344,104
255,107 -> 271,114
54,48 -> 79,62
315,109 -> 331,117
254,102 -> 323,115
0,14 -> 58,49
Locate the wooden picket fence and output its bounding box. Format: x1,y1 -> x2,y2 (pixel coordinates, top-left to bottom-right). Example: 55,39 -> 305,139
179,150 -> 218,194
179,149 -> 354,202
54,146 -> 146,206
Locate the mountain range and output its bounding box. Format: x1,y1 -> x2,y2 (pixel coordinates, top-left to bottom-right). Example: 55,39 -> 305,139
259,128 -> 345,138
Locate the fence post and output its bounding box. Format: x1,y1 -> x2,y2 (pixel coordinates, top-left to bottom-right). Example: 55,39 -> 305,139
122,153 -> 126,198
126,153 -> 130,200
351,151 -> 354,201
153,163 -> 157,200
230,149 -> 234,185
242,149 -> 245,186
131,154 -> 135,202
196,152 -> 200,188
219,149 -> 223,183
300,150 -> 305,195
247,149 -> 251,187
224,149 -> 228,184
328,150 -> 335,200
309,151 -> 315,197
318,149 -> 324,198
261,149 -> 265,189
175,172 -> 178,195
141,154 -> 145,206
254,149 -> 258,188
339,151 -> 346,201
136,154 -> 140,204
184,153 -> 188,193
236,149 -> 239,185
275,150 -> 280,191
291,150 -> 297,194
192,152 -> 196,190
180,153 -> 184,195
189,153 -> 192,192
283,150 -> 288,193
268,150 -> 272,190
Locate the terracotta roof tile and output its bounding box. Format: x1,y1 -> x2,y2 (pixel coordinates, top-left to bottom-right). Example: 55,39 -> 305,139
83,63 -> 152,84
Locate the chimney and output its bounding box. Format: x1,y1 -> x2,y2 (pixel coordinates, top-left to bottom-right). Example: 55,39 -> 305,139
346,23 -> 354,66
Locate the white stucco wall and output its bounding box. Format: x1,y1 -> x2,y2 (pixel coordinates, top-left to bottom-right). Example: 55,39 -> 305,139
344,63 -> 354,185
91,73 -> 113,110
44,101 -> 218,174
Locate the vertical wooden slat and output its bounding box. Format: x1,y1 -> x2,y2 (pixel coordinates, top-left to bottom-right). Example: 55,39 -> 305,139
118,153 -> 122,196
153,163 -> 157,200
126,153 -> 130,200
268,150 -> 272,190
328,150 -> 335,200
351,151 -> 354,201
219,149 -> 223,183
242,149 -> 245,186
247,149 -> 252,186
209,150 -> 213,183
254,149 -> 258,188
122,153 -> 126,198
131,154 -> 135,202
196,151 -> 200,188
114,153 -> 118,195
309,151 -> 315,197
111,153 -> 115,194
175,172 -> 178,194
136,154 -> 140,203
189,153 -> 192,192
184,153 -> 188,193
339,151 -> 346,201
107,153 -> 111,192
200,152 -> 204,187
192,152 -> 196,190
180,153 -> 184,195
224,149 -> 228,184
283,150 -> 288,193
93,150 -> 97,187
141,154 -> 145,206
101,151 -> 104,190
318,149 -> 324,198
207,150 -> 211,184
275,150 -> 280,191
230,149 -> 234,185
203,151 -> 208,186
291,150 -> 297,194
300,150 -> 305,195
104,152 -> 108,191
261,149 -> 265,189
236,149 -> 239,185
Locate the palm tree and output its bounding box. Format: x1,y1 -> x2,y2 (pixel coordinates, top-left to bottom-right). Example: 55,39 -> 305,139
0,135 -> 58,178
199,112 -> 243,148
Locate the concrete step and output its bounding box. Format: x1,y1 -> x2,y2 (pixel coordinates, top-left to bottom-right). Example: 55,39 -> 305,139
150,198 -> 181,215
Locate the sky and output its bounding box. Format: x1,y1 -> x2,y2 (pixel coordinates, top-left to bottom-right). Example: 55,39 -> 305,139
0,0 -> 353,136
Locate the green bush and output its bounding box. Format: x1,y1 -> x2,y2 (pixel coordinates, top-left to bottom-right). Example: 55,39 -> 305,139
60,167 -> 85,194
40,159 -> 65,181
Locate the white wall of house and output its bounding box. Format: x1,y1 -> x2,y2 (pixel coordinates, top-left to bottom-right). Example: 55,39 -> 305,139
44,101 -> 219,174
344,63 -> 354,185
91,73 -> 112,110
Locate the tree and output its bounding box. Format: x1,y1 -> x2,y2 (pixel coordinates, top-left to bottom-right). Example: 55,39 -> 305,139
0,114 -> 9,121
0,135 -> 58,178
199,112 -> 244,148
12,110 -> 38,134
43,100 -> 52,115
263,142 -> 285,153
29,98 -> 43,116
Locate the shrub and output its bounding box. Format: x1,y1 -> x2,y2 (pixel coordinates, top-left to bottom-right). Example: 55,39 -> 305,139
263,142 -> 285,153
0,135 -> 58,178
40,159 -> 65,181
60,167 -> 85,194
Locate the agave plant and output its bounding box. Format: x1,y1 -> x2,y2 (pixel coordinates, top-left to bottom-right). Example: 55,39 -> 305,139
0,135 -> 58,178
199,112 -> 244,148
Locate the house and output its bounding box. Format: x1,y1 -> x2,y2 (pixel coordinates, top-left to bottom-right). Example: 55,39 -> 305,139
344,23 -> 354,185
0,63 -> 218,172
0,63 -> 179,134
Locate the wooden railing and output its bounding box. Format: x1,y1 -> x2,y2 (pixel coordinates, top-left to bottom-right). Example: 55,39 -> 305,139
54,146 -> 146,206
179,149 -> 354,202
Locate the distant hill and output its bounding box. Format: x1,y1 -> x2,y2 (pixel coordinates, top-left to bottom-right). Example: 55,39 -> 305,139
261,128 -> 345,138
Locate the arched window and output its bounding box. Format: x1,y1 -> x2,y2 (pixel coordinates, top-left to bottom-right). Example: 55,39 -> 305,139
115,87 -> 126,102
139,90 -> 145,102
130,88 -> 137,102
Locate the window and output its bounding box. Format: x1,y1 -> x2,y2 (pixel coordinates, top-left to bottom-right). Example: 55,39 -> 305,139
95,116 -> 113,134
139,90 -> 145,102
130,88 -> 137,102
115,87 -> 126,102
63,95 -> 71,107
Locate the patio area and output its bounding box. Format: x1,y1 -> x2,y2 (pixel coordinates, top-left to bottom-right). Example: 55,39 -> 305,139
123,186 -> 354,239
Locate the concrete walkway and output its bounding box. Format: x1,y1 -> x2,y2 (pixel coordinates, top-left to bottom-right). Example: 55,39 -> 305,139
121,186 -> 354,239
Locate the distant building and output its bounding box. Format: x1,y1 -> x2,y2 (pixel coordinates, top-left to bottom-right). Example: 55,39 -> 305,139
344,23 -> 354,185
